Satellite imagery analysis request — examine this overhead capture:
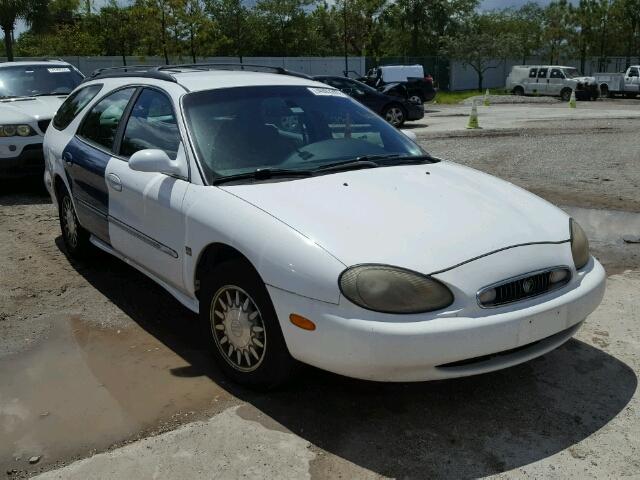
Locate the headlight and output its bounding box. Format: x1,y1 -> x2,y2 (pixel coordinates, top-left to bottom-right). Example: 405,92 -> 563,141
0,124 -> 34,137
339,264 -> 454,314
570,218 -> 590,269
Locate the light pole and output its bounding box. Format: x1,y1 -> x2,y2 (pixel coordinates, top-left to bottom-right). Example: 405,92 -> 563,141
343,0 -> 348,77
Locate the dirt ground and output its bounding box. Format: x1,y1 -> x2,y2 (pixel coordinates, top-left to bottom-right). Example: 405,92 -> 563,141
1,107 -> 639,478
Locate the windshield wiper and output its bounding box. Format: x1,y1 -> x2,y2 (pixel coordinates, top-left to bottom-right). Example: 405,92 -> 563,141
313,154 -> 434,174
312,155 -> 393,173
213,168 -> 313,185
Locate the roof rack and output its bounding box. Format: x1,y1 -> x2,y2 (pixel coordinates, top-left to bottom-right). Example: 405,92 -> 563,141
156,63 -> 310,79
81,65 -> 178,83
82,63 -> 311,83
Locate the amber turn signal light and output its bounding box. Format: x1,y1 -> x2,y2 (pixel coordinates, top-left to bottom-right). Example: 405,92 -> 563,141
289,314 -> 316,331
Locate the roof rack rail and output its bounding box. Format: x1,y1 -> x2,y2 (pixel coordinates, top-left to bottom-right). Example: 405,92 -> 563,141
81,65 -> 177,83
157,63 -> 312,79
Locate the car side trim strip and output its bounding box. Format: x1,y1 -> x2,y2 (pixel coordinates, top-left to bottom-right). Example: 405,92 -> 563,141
428,240 -> 571,276
108,215 -> 179,259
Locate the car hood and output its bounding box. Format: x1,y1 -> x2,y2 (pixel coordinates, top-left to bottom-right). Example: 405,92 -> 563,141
0,96 -> 67,124
221,162 -> 570,274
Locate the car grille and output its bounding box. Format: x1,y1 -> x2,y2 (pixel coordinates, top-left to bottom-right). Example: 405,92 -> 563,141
477,267 -> 571,308
38,119 -> 51,133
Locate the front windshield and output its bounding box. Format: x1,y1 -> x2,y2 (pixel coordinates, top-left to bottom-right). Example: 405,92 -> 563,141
0,65 -> 83,99
183,85 -> 423,183
563,68 -> 580,78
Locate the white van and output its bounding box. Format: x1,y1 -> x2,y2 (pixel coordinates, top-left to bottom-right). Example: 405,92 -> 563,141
506,65 -> 598,101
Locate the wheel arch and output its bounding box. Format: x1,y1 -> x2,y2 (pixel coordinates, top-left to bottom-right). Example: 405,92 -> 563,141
194,243 -> 259,300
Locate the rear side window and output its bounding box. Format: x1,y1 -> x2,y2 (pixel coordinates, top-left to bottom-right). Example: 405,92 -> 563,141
120,88 -> 180,160
537,68 -> 548,78
78,88 -> 136,151
529,68 -> 538,78
53,84 -> 103,131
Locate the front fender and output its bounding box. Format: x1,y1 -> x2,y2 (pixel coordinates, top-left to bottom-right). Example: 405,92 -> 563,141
184,185 -> 346,305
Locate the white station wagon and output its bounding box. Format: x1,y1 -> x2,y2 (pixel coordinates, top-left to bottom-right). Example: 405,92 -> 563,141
44,64 -> 605,389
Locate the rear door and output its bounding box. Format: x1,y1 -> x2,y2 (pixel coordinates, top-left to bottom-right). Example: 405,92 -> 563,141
63,87 -> 136,242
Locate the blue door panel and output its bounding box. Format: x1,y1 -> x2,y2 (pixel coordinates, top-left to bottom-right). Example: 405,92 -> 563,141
63,137 -> 111,243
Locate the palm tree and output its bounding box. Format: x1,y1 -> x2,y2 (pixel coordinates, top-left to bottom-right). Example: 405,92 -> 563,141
0,0 -> 42,61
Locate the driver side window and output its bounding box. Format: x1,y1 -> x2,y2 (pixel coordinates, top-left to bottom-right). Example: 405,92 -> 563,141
120,88 -> 180,160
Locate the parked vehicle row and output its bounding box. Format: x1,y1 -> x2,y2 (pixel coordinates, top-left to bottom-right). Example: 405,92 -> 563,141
39,63 -> 604,389
313,75 -> 423,127
506,65 -> 599,101
594,65 -> 640,98
359,64 -> 437,104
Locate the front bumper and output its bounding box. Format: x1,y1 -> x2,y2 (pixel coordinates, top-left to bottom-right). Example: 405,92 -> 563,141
576,84 -> 599,100
406,102 -> 425,121
0,143 -> 45,178
268,256 -> 606,382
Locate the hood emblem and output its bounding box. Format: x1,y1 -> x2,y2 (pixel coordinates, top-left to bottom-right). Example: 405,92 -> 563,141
521,278 -> 534,293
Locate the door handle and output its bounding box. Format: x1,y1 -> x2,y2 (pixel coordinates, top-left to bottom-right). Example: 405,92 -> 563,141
107,173 -> 122,192
62,151 -> 73,165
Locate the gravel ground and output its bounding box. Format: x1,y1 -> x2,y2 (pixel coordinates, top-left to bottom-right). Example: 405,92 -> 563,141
1,113 -> 639,478
461,94 -> 561,105
418,118 -> 640,212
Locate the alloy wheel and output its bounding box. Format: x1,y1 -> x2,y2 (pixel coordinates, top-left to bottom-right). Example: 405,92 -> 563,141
210,285 -> 267,372
62,196 -> 78,248
385,107 -> 405,127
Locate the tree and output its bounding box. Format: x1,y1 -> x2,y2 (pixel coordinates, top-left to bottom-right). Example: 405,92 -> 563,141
0,0 -> 43,60
443,13 -> 514,91
206,0 -> 254,59
99,2 -> 140,65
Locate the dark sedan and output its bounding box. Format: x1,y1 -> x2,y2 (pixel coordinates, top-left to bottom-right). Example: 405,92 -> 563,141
313,76 -> 424,128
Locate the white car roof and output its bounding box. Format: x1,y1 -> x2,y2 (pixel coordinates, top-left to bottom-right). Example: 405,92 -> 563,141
81,69 -> 330,94
172,70 -> 322,92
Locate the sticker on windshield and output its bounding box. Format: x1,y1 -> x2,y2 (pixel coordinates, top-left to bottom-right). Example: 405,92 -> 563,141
307,87 -> 348,97
47,68 -> 71,73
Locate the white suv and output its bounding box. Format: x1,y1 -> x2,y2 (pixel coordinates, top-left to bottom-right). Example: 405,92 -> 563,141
44,64 -> 604,389
0,60 -> 83,178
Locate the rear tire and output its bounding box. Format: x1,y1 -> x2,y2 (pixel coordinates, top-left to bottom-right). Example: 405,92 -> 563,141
200,259 -> 297,390
58,188 -> 92,259
382,104 -> 407,127
513,86 -> 524,96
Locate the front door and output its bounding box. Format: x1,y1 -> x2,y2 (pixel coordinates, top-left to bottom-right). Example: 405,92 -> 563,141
105,87 -> 188,291
63,87 -> 137,243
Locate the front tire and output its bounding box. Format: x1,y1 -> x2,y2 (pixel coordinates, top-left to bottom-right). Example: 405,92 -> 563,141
58,189 -> 92,258
560,88 -> 573,102
200,260 -> 297,389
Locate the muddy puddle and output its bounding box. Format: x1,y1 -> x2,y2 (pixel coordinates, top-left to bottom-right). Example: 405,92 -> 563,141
0,313 -> 236,476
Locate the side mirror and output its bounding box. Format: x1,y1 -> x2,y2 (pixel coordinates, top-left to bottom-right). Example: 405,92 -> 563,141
128,148 -> 187,178
401,129 -> 417,141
